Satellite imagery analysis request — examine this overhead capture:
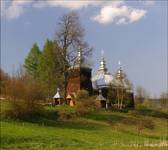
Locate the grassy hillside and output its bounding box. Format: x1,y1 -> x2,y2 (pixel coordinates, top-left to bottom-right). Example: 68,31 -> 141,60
0,100 -> 168,150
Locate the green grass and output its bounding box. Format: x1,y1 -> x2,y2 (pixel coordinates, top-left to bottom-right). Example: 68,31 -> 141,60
1,100 -> 168,150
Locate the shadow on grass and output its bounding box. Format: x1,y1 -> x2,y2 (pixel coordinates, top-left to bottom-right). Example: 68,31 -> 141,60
131,108 -> 168,119
84,112 -> 126,125
1,109 -> 105,131
29,117 -> 104,130
83,110 -> 156,130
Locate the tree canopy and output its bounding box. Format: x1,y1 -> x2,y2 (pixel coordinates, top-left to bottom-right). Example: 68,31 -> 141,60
24,43 -> 41,79
38,39 -> 64,99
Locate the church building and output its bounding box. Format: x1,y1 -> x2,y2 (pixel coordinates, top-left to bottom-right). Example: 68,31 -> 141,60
92,53 -> 134,108
54,49 -> 134,108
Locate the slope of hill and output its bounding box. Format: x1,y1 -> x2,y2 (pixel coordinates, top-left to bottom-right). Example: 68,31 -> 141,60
0,100 -> 168,150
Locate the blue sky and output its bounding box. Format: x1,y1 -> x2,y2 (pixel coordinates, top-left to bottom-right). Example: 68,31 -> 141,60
1,0 -> 167,97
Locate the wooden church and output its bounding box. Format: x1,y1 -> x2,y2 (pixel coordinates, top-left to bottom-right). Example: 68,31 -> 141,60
53,49 -> 134,108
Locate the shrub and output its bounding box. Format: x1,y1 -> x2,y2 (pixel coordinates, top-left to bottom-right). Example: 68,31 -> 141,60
0,69 -> 10,98
135,103 -> 148,110
57,111 -> 76,120
3,73 -> 45,120
76,90 -> 98,116
4,100 -> 43,120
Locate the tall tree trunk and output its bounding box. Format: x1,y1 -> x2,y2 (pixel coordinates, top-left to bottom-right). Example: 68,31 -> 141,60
117,88 -> 120,109
64,71 -> 68,104
120,88 -> 123,109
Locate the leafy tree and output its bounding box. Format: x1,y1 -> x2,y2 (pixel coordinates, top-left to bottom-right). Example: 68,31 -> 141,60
38,39 -> 64,100
24,43 -> 41,79
135,86 -> 149,104
107,84 -> 116,105
55,12 -> 92,100
160,91 -> 168,108
4,71 -> 45,119
0,68 -> 10,97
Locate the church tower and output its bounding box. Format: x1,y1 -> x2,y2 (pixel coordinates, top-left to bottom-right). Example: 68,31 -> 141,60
66,49 -> 92,106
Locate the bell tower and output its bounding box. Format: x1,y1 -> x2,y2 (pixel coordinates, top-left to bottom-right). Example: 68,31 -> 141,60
66,49 -> 92,105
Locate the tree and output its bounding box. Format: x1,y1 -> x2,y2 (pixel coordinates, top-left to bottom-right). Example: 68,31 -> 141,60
135,86 -> 149,104
107,84 -> 116,105
38,39 -> 64,100
0,68 -> 10,97
24,43 -> 41,79
160,91 -> 168,108
4,70 -> 45,119
55,12 -> 92,100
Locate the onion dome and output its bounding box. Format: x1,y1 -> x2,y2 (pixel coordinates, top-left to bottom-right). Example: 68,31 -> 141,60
69,48 -> 90,69
92,51 -> 113,89
113,61 -> 132,91
115,61 -> 125,80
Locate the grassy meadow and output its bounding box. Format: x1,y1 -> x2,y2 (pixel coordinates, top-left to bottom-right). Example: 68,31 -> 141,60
0,100 -> 168,150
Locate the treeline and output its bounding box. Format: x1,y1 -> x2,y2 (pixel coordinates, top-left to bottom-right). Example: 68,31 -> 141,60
134,86 -> 168,110
24,40 -> 64,100
0,40 -> 64,103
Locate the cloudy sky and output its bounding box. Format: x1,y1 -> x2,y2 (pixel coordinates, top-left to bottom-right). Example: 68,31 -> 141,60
1,0 -> 167,97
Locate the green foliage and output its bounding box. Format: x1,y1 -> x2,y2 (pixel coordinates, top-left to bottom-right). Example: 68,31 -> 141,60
38,39 -> 64,99
24,43 -> 41,79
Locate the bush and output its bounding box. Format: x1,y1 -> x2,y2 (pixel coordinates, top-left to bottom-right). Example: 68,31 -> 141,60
3,100 -> 43,120
75,90 -> 98,116
135,103 -> 148,110
57,111 -> 76,120
3,73 -> 45,120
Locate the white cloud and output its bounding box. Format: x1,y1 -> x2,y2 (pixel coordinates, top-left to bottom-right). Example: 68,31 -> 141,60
1,1 -> 125,18
1,0 -> 32,19
2,0 -> 104,19
1,0 -> 147,25
38,1 -> 102,10
91,4 -> 146,24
